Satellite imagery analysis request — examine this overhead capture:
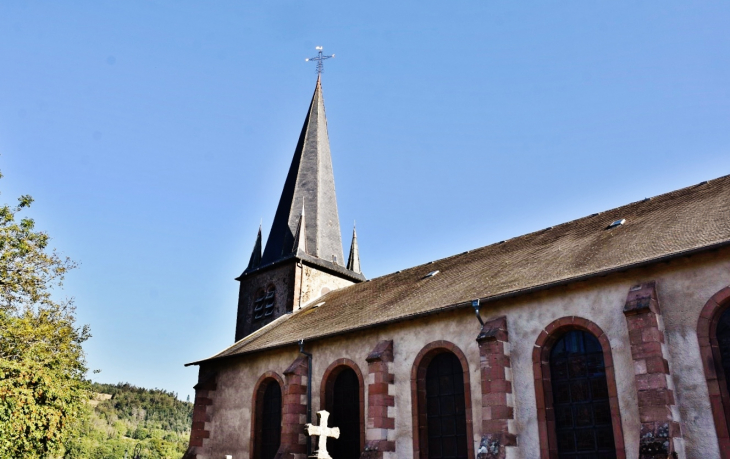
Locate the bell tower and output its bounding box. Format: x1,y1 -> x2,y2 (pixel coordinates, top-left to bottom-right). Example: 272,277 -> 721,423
234,77 -> 364,341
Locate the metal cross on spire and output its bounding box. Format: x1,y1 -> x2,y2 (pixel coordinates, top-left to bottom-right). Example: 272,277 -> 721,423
305,46 -> 335,75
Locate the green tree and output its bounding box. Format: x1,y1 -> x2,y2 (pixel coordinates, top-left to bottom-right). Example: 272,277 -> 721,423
0,171 -> 90,458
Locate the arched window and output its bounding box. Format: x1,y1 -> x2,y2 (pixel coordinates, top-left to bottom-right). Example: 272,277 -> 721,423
252,375 -> 283,459
717,308 -> 730,400
327,368 -> 361,458
549,330 -> 615,458
425,352 -> 469,459
260,383 -> 281,458
698,287 -> 730,456
534,318 -> 624,459
321,360 -> 364,459
253,285 -> 276,321
411,341 -> 474,459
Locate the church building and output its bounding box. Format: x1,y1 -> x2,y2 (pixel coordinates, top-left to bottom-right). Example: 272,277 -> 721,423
184,76 -> 730,459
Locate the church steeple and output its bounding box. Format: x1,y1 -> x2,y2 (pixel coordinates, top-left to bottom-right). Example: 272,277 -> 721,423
235,74 -> 364,342
260,77 -> 345,267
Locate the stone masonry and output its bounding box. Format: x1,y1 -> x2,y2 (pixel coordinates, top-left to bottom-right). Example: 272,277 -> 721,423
476,316 -> 517,459
623,281 -> 682,459
361,340 -> 396,459
276,356 -> 309,459
183,374 -> 217,459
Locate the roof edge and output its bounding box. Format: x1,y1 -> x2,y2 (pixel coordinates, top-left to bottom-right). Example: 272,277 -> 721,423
186,237 -> 730,367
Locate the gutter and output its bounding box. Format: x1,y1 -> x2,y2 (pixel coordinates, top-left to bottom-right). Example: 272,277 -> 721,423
186,238 -> 730,367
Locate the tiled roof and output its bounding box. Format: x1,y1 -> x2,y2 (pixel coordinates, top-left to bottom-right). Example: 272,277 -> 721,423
194,175 -> 730,364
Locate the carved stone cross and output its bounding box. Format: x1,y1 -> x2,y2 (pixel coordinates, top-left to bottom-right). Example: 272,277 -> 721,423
305,410 -> 340,459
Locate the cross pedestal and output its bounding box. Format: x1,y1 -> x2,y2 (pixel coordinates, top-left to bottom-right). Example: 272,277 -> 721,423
305,410 -> 340,459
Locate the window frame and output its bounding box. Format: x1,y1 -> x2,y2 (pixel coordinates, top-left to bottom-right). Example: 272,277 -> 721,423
320,359 -> 365,458
250,372 -> 285,459
253,285 -> 276,321
532,317 -> 625,459
697,287 -> 730,457
410,341 -> 475,459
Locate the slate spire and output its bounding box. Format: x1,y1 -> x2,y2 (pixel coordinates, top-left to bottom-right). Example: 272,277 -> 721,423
346,224 -> 361,274
246,225 -> 262,271
261,76 -> 345,266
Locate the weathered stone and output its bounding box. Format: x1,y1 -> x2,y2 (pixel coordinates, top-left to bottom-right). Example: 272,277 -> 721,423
305,410 -> 340,459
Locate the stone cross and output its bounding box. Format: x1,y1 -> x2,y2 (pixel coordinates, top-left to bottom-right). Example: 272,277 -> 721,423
305,410 -> 340,459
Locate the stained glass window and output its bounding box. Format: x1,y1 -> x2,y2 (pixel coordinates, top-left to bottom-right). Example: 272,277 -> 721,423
550,330 -> 616,459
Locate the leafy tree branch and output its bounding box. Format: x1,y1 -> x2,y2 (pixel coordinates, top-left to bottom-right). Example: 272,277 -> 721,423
0,170 -> 91,458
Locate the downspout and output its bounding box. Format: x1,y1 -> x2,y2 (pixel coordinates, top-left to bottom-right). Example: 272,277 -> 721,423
298,339 -> 313,456
471,299 -> 485,326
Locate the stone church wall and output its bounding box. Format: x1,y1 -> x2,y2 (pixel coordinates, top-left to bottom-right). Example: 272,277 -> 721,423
235,261 -> 356,340
293,262 -> 356,309
199,248 -> 730,459
235,263 -> 296,340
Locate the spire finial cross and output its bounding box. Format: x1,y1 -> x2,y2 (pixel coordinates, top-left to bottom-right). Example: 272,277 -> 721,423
305,46 -> 334,75
305,410 -> 340,458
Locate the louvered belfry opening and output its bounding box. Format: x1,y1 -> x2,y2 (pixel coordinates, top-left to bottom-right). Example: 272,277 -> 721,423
327,367 -> 361,459
715,307 -> 730,433
259,381 -> 282,459
424,352 -> 469,459
549,330 -> 616,459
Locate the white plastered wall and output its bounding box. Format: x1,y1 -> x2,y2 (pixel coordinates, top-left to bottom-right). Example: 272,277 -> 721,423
197,249 -> 730,459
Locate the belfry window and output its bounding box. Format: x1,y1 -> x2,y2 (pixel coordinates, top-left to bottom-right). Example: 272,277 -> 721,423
549,330 -> 616,459
253,285 -> 276,320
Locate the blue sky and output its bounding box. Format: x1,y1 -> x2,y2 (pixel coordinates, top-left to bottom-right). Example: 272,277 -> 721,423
1,1 -> 728,400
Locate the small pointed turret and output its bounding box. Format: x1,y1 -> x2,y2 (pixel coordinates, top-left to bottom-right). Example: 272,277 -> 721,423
261,77 -> 345,266
292,206 -> 307,256
346,225 -> 361,274
246,226 -> 262,271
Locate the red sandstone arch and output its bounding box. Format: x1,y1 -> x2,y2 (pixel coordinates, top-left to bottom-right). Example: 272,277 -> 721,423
250,371 -> 284,459
319,358 -> 366,452
697,286 -> 730,457
532,316 -> 626,459
410,340 -> 475,459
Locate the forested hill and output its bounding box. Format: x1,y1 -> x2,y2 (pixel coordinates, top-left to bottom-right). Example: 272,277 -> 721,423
68,382 -> 193,458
